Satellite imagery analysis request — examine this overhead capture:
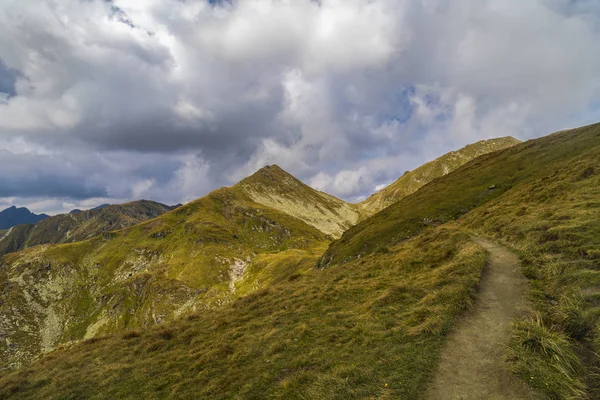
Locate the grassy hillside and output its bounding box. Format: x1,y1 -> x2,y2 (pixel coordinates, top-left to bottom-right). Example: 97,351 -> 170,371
2,124 -> 600,398
0,200 -> 175,257
321,122 -> 600,398
238,165 -> 359,238
0,226 -> 486,399
0,181 -> 329,369
358,137 -> 520,218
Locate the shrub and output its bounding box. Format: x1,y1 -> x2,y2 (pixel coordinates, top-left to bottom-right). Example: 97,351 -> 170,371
157,329 -> 174,340
122,330 -> 142,340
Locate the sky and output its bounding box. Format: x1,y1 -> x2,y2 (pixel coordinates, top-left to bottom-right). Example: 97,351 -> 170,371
1,0 -> 600,215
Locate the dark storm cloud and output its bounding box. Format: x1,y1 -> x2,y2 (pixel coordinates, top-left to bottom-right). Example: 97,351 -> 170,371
0,177 -> 106,199
0,151 -> 107,199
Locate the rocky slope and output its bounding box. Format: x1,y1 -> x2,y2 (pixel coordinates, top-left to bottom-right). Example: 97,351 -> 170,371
358,137 -> 521,218
0,200 -> 175,258
0,207 -> 48,230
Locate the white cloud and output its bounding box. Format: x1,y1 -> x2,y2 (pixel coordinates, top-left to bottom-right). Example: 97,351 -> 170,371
374,183 -> 390,192
310,172 -> 332,192
0,0 -> 599,209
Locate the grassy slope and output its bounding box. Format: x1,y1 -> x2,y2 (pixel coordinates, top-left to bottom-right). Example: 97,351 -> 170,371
0,185 -> 328,369
0,226 -> 486,400
460,148 -> 600,398
357,137 -> 521,218
0,200 -> 174,257
322,122 -> 600,398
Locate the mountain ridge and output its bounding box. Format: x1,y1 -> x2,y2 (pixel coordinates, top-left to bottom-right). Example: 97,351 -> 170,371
3,126 -> 599,398
358,136 -> 521,218
0,206 -> 49,230
0,200 -> 176,258
0,139 -> 526,370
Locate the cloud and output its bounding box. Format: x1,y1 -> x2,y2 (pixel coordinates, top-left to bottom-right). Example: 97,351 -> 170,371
0,0 -> 599,211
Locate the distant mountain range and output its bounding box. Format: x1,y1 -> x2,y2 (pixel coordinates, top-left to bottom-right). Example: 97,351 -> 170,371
0,200 -> 176,258
0,206 -> 48,230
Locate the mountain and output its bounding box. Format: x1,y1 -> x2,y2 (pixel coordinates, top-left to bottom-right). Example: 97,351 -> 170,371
358,136 -> 521,218
238,165 -> 359,238
2,125 -> 600,399
0,206 -> 48,230
0,176 -> 330,369
0,200 -> 175,258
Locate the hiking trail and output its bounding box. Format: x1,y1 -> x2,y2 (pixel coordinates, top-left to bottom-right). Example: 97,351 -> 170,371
425,237 -> 539,400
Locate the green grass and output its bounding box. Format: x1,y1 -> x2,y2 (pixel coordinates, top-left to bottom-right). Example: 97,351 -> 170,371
0,185 -> 330,369
507,315 -> 586,399
0,227 -> 486,399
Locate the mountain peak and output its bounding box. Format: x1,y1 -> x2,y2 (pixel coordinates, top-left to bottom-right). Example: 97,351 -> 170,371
240,164 -> 303,190
248,164 -> 294,179
237,165 -> 359,238
0,205 -> 49,230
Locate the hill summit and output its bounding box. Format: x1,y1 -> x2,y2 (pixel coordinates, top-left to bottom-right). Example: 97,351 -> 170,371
238,165 -> 359,238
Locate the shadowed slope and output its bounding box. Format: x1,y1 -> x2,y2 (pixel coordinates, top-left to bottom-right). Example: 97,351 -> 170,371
0,207 -> 48,230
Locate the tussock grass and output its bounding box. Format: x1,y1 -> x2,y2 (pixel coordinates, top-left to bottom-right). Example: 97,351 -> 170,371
508,315 -> 586,399
0,228 -> 486,399
122,331 -> 141,340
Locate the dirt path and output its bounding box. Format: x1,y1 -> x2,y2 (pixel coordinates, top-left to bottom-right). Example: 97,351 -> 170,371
425,237 -> 539,400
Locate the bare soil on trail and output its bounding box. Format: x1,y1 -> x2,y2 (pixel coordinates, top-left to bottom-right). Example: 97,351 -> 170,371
425,237 -> 540,400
